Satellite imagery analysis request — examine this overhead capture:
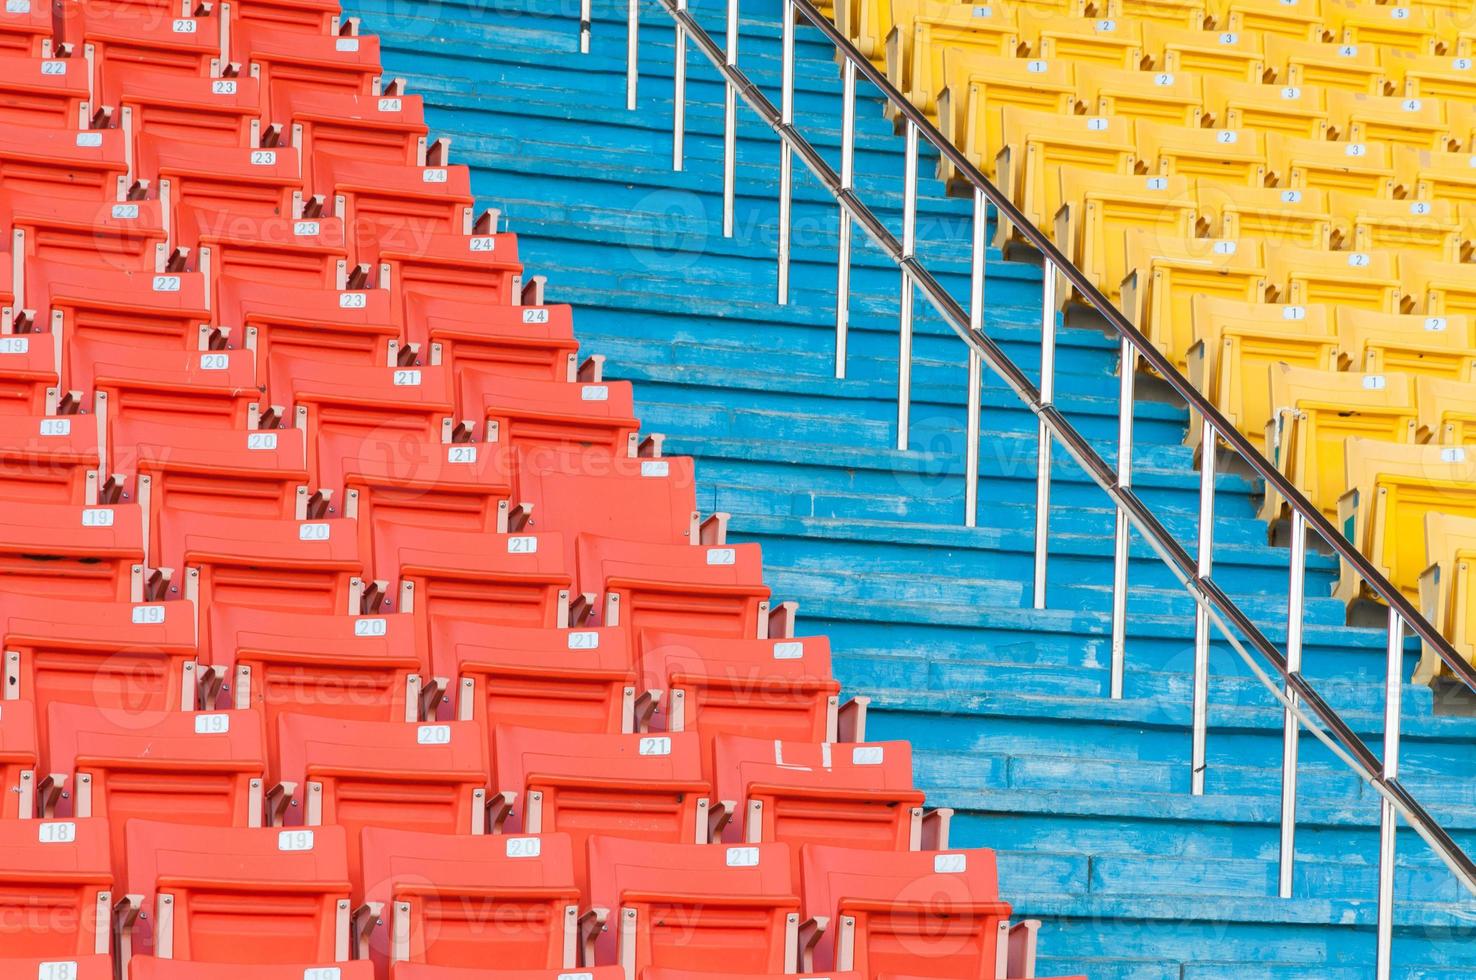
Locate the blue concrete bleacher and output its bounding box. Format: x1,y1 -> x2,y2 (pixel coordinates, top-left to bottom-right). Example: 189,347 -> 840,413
341,0 -> 1476,972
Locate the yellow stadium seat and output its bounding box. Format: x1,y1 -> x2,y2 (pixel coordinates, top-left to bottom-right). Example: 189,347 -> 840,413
1030,15 -> 1145,68
1261,365 -> 1418,523
1416,372 -> 1476,443
854,0 -> 1019,68
1325,90 -> 1453,150
1143,23 -> 1267,81
1267,132 -> 1396,196
1398,146 -> 1476,205
1337,308 -> 1476,379
896,6 -> 1022,119
1198,181 -> 1333,247
1388,51 -> 1476,102
1077,68 -> 1204,126
1054,169 -> 1198,306
1265,35 -> 1388,93
1326,192 -> 1461,258
1324,1 -> 1440,57
995,107 -> 1137,249
1203,76 -> 1330,137
1265,243 -> 1401,310
1105,0 -> 1207,29
1137,120 -> 1266,184
1121,232 -> 1267,374
934,55 -> 1074,186
1415,510 -> 1476,683
1187,296 -> 1336,455
1212,0 -> 1325,41
1333,438 -> 1476,605
1401,253 -> 1476,316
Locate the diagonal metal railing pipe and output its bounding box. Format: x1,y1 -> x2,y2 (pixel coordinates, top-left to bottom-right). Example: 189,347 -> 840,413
579,0 -> 1476,973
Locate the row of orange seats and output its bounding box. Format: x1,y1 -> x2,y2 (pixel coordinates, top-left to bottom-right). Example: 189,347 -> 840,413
2,819 -> 1056,978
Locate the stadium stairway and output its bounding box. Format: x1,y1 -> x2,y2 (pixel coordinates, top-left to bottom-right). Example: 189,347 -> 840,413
340,0 -> 1476,974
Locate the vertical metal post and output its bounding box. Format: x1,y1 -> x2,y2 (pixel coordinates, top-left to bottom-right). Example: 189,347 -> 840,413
834,56 -> 855,378
1110,335 -> 1135,699
1278,509 -> 1308,899
777,0 -> 794,305
672,0 -> 686,170
626,0 -> 639,109
1191,418 -> 1216,796
722,0 -> 739,237
896,120 -> 918,452
1376,606 -> 1404,980
1032,261 -> 1057,610
964,186 -> 985,528
579,0 -> 590,53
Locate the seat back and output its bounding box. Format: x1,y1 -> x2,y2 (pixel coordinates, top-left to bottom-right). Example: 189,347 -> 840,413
1336,309 -> 1475,379
0,817 -> 112,958
128,958 -> 376,980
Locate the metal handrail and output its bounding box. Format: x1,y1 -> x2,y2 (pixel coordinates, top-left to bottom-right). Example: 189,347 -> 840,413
585,0 -> 1476,973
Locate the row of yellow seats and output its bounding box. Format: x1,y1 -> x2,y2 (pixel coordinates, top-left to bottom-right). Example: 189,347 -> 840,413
890,2 -> 1476,111
926,60 -> 1476,181
1188,300 -> 1476,458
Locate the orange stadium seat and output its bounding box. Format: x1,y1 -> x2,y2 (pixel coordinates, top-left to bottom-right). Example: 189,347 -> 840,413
358,827 -> 582,972
0,817 -> 112,958
0,49 -> 89,130
274,715 -> 491,875
714,734 -> 938,876
115,67 -> 265,150
164,511 -> 365,613
215,274 -> 401,399
446,622 -> 637,734
0,0 -> 53,55
0,957 -> 112,979
66,5 -> 225,111
4,190 -> 169,274
392,968 -> 626,980
117,820 -> 352,967
3,595 -> 198,759
578,534 -> 772,638
238,21 -> 382,116
285,88 -> 430,173
492,724 -> 713,889
86,340 -> 261,431
803,844 -> 1015,976
129,958 -> 376,980
114,417 -> 311,568
0,411 -> 101,504
0,500 -> 144,601
179,205 -> 350,300
311,152 -> 475,264
375,226 -> 524,327
0,125 -> 129,204
586,836 -> 799,976
0,698 -> 39,818
136,133 -> 306,232
479,378 -> 644,458
645,973 -> 860,980
416,297 -> 580,382
0,326 -> 59,415
45,703 -> 267,874
638,630 -> 847,756
211,607 -> 428,759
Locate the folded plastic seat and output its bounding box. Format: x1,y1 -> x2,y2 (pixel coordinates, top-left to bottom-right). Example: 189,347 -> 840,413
115,65 -> 264,149
0,410 -> 102,504
1416,372 -> 1476,444
0,125 -> 129,204
446,622 -> 637,734
1029,14 -> 1144,68
226,0 -> 341,34
0,0 -> 52,55
714,734 -> 938,879
1401,253 -> 1476,316
310,150 -> 474,265
81,338 -> 260,433
1264,243 -> 1401,311
285,88 -> 429,176
374,225 -> 523,330
1202,76 -> 1330,137
637,630 -> 850,761
802,843 -> 1023,977
3,188 -> 168,274
129,959 -> 376,980
0,499 -> 144,601
929,54 -> 1074,187
0,317 -> 58,414
0,957 -> 112,979
236,20 -> 381,119
1325,192 -> 1459,258
1261,365 -> 1418,522
1326,89 -> 1452,150
273,714 -> 491,875
162,509 -> 365,613
644,972 -> 860,980
585,836 -> 799,976
1053,169 -> 1198,307
175,202 -> 350,304
415,294 -> 579,383
1075,65 -> 1201,126
135,131 -> 306,233
1336,308 -> 1476,378
45,702 -> 268,876
0,817 -> 112,958
491,724 -> 714,892
1137,119 -> 1267,185
0,48 -> 90,129
479,377 -> 644,460
896,4 -> 1020,123
1212,0 -> 1323,40
1142,23 -> 1266,81
577,533 -> 773,639
357,827 -> 582,973
1324,0 -> 1438,56
1186,296 -> 1335,455
0,698 -> 39,818
1264,35 -> 1386,94
3,595 -> 198,760
391,967 -> 625,980
1394,51 -> 1476,103
1267,132 -> 1397,196
117,819 -> 353,968
1195,181 -> 1332,248
62,3 -> 226,112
